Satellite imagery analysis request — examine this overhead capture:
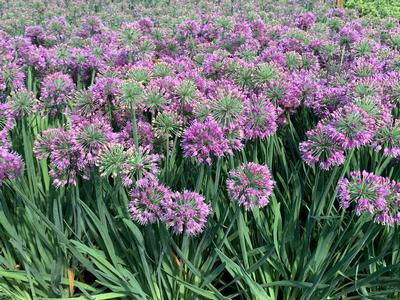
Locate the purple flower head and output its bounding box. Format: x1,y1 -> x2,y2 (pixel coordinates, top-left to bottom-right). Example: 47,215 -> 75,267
78,16 -> 104,38
337,27 -> 361,46
129,174 -> 172,225
338,171 -> 400,225
300,123 -> 346,170
202,80 -> 248,128
251,19 -> 268,45
244,95 -> 277,140
372,119 -> 400,158
137,18 -> 154,33
306,86 -> 348,117
0,103 -> 15,144
0,148 -> 24,184
90,76 -> 121,106
323,105 -> 376,149
45,16 -> 68,40
120,147 -> 160,187
161,190 -> 211,236
119,120 -> 154,150
34,128 -> 80,188
182,116 -> 230,165
326,8 -> 347,19
351,57 -> 382,78
72,115 -> 117,170
227,162 -> 274,210
0,63 -> 25,93
177,20 -> 201,39
7,88 -> 38,119
24,25 -> 45,45
40,72 -> 75,115
295,12 -> 316,31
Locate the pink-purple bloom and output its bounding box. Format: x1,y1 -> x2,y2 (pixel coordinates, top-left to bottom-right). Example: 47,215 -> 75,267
338,171 -> 400,225
300,123 -> 346,170
323,105 -> 376,149
227,162 -> 274,210
129,174 -> 172,225
0,148 -> 23,185
161,190 -> 211,235
182,116 -> 229,165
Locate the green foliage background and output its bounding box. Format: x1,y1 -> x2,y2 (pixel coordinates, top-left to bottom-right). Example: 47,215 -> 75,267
345,0 -> 400,18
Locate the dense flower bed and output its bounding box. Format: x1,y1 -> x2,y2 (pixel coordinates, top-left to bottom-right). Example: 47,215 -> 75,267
1,1 -> 400,299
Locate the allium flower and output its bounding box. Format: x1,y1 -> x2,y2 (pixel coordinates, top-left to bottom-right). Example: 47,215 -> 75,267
118,79 -> 144,109
73,116 -> 116,169
338,171 -> 400,225
337,27 -> 361,46
177,20 -> 201,39
121,147 -> 160,187
307,86 -> 348,117
295,12 -> 316,31
255,63 -> 278,86
7,89 -> 38,118
0,63 -> 25,93
324,105 -> 376,149
34,128 -> 79,188
0,103 -> 15,143
119,120 -> 155,150
222,123 -> 243,153
78,16 -> 104,38
0,148 -> 24,184
161,191 -> 211,235
300,124 -> 346,170
129,175 -> 172,225
24,25 -> 45,45
182,116 -> 229,165
90,77 -> 121,106
45,16 -> 68,39
40,72 -> 75,115
372,120 -> 400,158
244,96 -> 277,140
326,8 -> 347,19
351,57 -> 382,78
72,90 -> 96,116
175,79 -> 199,104
227,162 -> 274,210
152,111 -> 183,138
97,143 -> 126,179
208,88 -> 247,127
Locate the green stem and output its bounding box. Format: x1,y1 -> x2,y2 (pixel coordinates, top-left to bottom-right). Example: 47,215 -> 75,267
340,45 -> 346,68
132,109 -> 139,149
27,66 -> 33,91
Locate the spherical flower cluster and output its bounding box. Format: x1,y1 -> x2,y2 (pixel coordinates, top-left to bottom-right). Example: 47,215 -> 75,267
338,171 -> 400,225
128,174 -> 211,235
0,63 -> 25,93
244,96 -> 277,140
0,148 -> 23,184
177,20 -> 201,39
227,162 -> 274,210
40,72 -> 75,115
34,117 -> 116,188
295,12 -> 316,31
7,88 -> 38,118
24,25 -> 45,45
182,116 -> 230,165
0,103 -> 15,144
129,174 -> 171,225
324,105 -> 376,149
300,124 -> 346,170
161,190 -> 211,235
372,120 -> 400,158
120,147 -> 160,187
